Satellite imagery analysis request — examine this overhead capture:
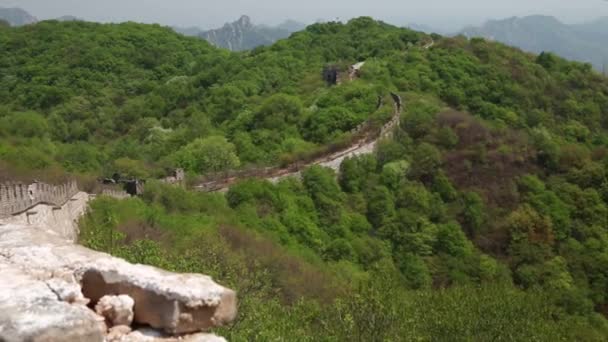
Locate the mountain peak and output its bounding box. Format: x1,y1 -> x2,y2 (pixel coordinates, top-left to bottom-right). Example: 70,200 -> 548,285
0,7 -> 38,26
236,15 -> 253,27
200,15 -> 304,51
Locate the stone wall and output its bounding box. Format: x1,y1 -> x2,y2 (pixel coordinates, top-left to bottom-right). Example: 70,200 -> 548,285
0,180 -> 131,243
161,168 -> 186,186
206,93 -> 404,189
0,180 -> 79,219
3,191 -> 89,242
100,187 -> 131,200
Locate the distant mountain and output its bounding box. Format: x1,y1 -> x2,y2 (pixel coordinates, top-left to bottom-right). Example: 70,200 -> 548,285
573,16 -> 608,35
0,7 -> 37,26
461,15 -> 608,71
198,15 -> 305,51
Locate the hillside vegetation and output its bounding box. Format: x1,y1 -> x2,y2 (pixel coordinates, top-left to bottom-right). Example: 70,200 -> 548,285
2,17 -> 608,340
0,19 -> 402,180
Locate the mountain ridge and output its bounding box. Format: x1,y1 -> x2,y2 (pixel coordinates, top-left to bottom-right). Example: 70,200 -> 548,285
461,15 -> 608,70
196,15 -> 306,51
0,7 -> 38,26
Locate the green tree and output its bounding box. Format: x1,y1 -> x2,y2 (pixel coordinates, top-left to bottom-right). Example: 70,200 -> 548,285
409,142 -> 441,181
366,185 -> 395,228
461,192 -> 485,236
171,136 -> 240,173
255,94 -> 303,130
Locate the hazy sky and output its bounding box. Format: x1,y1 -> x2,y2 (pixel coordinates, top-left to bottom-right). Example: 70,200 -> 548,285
2,0 -> 608,31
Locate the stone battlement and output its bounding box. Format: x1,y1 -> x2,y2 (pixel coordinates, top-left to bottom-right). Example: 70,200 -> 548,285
0,180 -> 79,219
98,185 -> 131,200
160,168 -> 185,186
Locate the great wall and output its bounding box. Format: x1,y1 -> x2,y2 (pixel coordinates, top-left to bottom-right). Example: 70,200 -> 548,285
196,92 -> 403,192
0,181 -> 79,220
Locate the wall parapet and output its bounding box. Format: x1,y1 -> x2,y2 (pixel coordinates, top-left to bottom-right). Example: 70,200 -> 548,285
196,92 -> 404,192
0,180 -> 79,219
100,188 -> 131,200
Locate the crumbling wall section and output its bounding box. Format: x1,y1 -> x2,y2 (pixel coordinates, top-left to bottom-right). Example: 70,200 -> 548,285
2,191 -> 89,242
0,180 -> 79,219
100,187 -> 131,200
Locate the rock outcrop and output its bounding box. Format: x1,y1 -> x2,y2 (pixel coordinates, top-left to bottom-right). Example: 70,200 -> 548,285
0,261 -> 106,342
0,189 -> 236,341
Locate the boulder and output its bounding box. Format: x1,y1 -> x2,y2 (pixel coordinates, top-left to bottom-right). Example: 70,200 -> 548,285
46,277 -> 90,305
107,325 -> 132,341
0,261 -> 106,342
79,260 -> 237,334
120,329 -> 227,342
0,222 -> 237,336
96,295 -> 135,327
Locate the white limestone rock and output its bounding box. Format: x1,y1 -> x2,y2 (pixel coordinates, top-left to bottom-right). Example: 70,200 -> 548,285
96,294 -> 135,327
0,261 -> 105,342
46,277 -> 90,305
118,329 -> 227,342
107,324 -> 133,341
78,258 -> 237,334
181,333 -> 228,342
0,222 -> 237,335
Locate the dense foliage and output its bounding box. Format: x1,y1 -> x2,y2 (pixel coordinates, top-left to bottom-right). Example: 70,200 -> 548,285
0,19 -> 402,179
4,17 -> 608,340
80,183 -> 607,341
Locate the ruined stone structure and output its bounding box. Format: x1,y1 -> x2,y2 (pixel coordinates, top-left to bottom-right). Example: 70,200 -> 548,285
0,180 -> 79,219
100,187 -> 131,199
161,168 -> 186,186
0,182 -> 236,341
348,61 -> 365,81
323,61 -> 366,86
322,64 -> 340,85
197,93 -> 403,192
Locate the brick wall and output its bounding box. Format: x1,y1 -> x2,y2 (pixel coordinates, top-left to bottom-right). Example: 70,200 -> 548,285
0,180 -> 79,219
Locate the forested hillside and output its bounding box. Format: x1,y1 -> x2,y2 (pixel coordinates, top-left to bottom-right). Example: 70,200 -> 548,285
0,19 -> 403,180
2,17 -> 608,340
